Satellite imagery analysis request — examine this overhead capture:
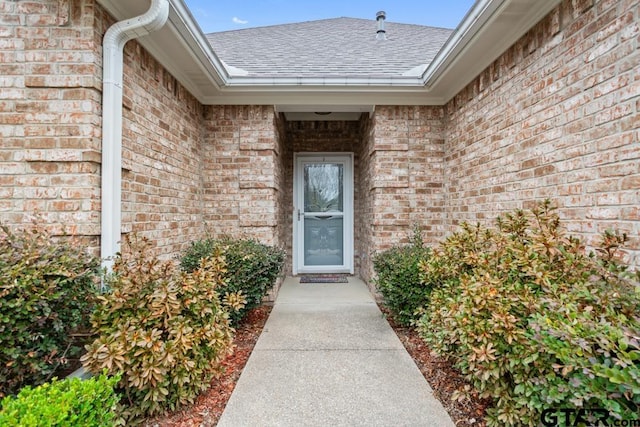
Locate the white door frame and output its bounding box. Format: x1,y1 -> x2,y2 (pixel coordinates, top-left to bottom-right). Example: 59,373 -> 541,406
293,153 -> 354,275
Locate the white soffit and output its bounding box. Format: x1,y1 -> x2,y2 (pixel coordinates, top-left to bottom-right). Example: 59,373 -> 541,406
424,0 -> 563,101
97,0 -> 562,106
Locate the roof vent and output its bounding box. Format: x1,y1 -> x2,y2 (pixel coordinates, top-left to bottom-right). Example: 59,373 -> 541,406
376,11 -> 386,40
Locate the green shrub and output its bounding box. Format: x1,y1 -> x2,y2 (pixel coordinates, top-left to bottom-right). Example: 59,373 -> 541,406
0,224 -> 100,398
526,230 -> 640,423
417,201 -> 640,426
372,227 -> 432,326
180,236 -> 285,325
81,235 -> 241,422
0,373 -> 119,427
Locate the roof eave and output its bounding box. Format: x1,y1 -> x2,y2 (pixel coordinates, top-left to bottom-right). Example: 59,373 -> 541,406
423,0 -> 562,101
98,0 -> 230,104
222,76 -> 426,88
201,90 -> 448,107
97,0 -> 562,106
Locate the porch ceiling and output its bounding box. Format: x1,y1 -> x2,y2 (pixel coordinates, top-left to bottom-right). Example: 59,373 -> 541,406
276,105 -> 374,121
97,0 -> 561,107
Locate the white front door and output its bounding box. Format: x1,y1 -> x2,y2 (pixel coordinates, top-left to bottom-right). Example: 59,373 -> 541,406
293,153 -> 354,274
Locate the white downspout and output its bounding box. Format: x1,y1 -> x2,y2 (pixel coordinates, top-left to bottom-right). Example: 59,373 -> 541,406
101,0 -> 169,273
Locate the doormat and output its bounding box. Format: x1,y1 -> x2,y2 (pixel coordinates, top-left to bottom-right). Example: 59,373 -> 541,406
299,275 -> 349,284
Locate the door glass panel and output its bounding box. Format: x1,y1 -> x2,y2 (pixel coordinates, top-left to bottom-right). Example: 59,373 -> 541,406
303,162 -> 344,267
304,216 -> 344,266
304,163 -> 343,213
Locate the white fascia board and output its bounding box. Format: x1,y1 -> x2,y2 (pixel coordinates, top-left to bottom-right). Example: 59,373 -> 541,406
163,0 -> 230,85
423,0 -> 562,99
220,76 -> 426,88
97,0 -> 429,97
422,0 -> 506,85
201,91 -> 447,106
98,0 -> 562,106
97,0 -> 228,98
211,0 -> 561,95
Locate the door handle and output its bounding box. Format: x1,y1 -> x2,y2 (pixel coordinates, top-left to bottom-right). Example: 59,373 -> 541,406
314,215 -> 334,220
297,209 -> 302,221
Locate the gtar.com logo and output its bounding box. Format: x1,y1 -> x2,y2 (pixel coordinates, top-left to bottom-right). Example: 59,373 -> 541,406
541,408 -> 640,427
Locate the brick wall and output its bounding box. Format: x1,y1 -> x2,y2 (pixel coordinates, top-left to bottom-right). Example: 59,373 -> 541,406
371,106 -> 446,244
275,113 -> 292,274
0,0 -> 207,259
444,0 -> 640,265
0,0 -> 103,244
2,0 -> 637,278
119,33 -> 205,259
356,114 -> 376,282
0,2 -> 288,264
358,106 -> 446,282
201,105 -> 280,245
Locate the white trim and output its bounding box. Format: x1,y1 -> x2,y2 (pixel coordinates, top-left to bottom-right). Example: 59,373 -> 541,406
422,0 -> 506,85
293,153 -> 354,275
100,0 -> 169,274
97,0 -> 562,106
422,0 -> 562,101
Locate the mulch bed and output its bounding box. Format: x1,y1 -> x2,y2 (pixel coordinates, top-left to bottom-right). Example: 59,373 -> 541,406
146,305 -> 273,427
147,303 -> 489,426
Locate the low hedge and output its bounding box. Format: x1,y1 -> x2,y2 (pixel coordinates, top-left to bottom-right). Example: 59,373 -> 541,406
372,227 -> 432,326
0,374 -> 119,427
180,236 -> 285,325
417,201 -> 640,426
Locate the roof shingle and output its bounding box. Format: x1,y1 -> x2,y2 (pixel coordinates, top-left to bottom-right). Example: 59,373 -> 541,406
206,17 -> 453,78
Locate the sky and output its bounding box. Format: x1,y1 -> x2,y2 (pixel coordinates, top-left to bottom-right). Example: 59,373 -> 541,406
182,1 -> 476,34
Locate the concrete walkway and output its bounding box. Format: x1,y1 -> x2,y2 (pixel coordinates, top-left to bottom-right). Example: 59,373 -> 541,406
217,277 -> 455,427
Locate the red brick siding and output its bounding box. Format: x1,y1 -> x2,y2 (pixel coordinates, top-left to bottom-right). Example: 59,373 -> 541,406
274,113 -> 292,274
357,106 -> 446,282
2,0 -> 637,277
356,114 -> 376,282
119,37 -> 205,259
201,105 -> 280,245
444,0 -> 640,265
0,0 -> 103,242
0,0 -> 206,259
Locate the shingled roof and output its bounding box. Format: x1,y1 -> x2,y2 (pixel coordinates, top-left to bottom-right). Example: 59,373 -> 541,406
206,17 -> 453,78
